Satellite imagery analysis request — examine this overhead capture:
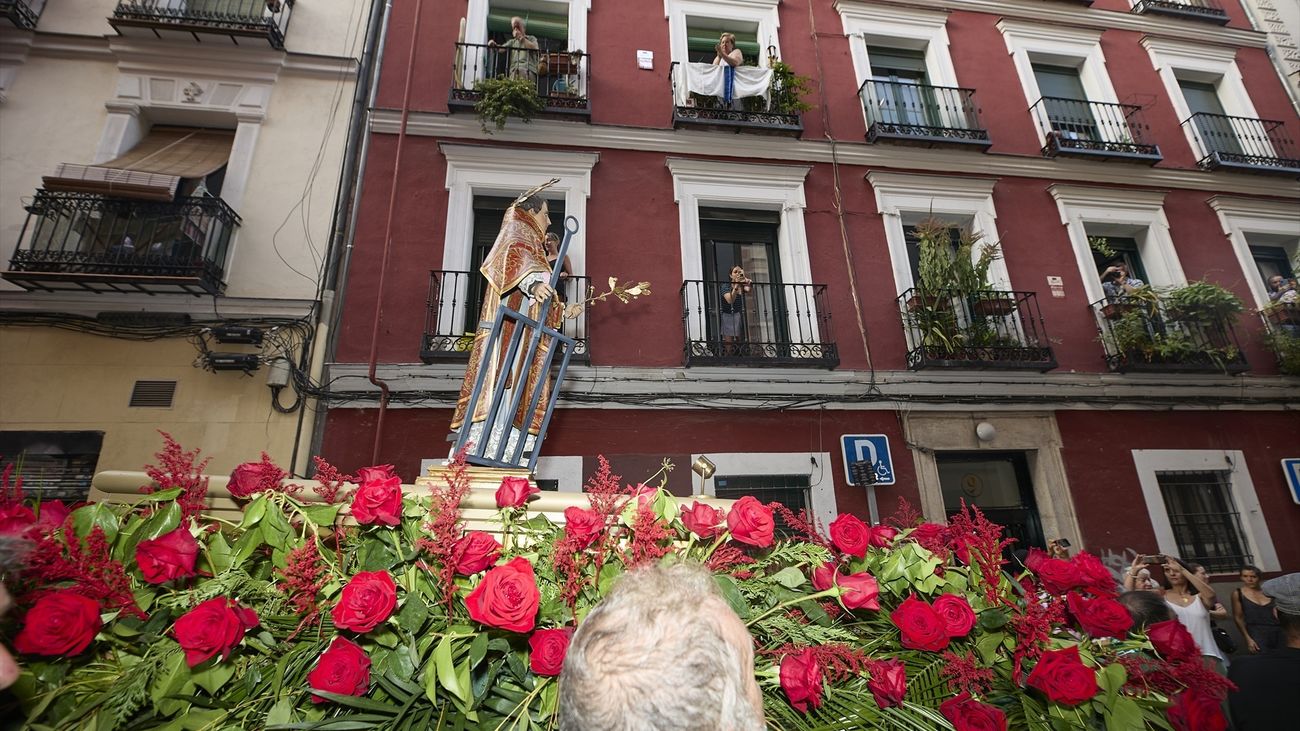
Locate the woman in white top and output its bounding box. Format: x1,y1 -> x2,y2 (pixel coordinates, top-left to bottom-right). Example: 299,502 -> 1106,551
1161,557 -> 1228,670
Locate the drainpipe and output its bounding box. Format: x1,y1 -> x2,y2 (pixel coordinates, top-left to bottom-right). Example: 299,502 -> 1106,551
366,0 -> 426,465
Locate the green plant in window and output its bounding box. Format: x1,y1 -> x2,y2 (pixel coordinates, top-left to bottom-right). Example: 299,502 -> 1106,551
768,61 -> 813,114
1088,236 -> 1116,260
1262,328 -> 1300,375
1164,280 -> 1245,324
474,76 -> 545,133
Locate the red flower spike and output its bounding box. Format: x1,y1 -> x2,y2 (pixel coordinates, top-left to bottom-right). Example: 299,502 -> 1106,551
142,432 -> 211,523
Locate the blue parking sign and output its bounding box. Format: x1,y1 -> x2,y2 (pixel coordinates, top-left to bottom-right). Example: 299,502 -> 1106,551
841,434 -> 896,487
1284,459 -> 1300,505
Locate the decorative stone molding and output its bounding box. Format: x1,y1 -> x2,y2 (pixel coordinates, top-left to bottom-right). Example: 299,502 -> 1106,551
1207,195 -> 1300,308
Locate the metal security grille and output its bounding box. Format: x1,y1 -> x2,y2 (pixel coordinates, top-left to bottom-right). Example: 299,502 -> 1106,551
0,431 -> 104,503
715,474 -> 811,535
1156,470 -> 1252,573
129,380 -> 177,408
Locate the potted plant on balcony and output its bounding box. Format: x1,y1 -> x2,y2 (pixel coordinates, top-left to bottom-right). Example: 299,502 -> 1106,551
1164,280 -> 1245,325
1262,301 -> 1300,327
907,220 -> 956,312
474,76 -> 544,133
1262,326 -> 1300,375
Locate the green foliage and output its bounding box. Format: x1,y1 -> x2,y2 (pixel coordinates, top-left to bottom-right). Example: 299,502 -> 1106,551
1088,236 -> 1116,260
473,76 -> 544,133
1262,327 -> 1300,375
1164,280 -> 1245,324
768,61 -> 813,114
1100,283 -> 1245,371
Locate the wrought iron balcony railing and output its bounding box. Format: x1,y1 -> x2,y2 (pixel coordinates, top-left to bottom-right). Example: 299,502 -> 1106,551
1181,113 -> 1300,176
670,62 -> 803,136
1,0 -> 45,30
422,270 -> 590,363
859,79 -> 990,148
1030,97 -> 1162,163
1091,296 -> 1248,374
110,0 -> 295,50
1260,302 -> 1300,376
2,190 -> 239,296
1132,0 -> 1229,24
450,43 -> 590,115
680,280 -> 837,368
898,288 -> 1057,371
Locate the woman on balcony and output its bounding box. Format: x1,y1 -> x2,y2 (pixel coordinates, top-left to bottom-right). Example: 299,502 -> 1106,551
721,266 -> 751,355
713,33 -> 744,109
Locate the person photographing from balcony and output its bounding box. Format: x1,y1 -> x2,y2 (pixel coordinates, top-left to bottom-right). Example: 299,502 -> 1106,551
544,232 -> 571,303
721,266 -> 752,355
488,16 -> 539,83
712,32 -> 744,108
1267,274 -> 1297,304
1101,262 -> 1144,300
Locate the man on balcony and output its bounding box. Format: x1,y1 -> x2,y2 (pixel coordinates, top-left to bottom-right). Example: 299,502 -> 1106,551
1101,263 -> 1144,300
488,16 -> 539,84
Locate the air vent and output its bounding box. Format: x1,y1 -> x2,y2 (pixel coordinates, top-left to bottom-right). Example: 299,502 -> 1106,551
129,380 -> 177,408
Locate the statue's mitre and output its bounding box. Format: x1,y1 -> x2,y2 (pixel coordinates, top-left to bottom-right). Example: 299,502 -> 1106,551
512,178 -> 561,206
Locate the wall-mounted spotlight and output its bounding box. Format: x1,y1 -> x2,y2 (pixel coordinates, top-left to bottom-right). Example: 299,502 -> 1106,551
691,455 -> 716,495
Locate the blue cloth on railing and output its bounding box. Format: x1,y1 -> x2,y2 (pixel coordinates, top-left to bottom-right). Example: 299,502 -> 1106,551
722,65 -> 735,104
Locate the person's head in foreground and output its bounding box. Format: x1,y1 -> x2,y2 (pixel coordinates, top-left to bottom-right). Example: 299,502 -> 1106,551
558,561 -> 765,731
1262,572 -> 1300,646
0,534 -> 31,690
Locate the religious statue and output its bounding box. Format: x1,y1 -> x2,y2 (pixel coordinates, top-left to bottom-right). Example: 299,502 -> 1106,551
450,184 -> 564,467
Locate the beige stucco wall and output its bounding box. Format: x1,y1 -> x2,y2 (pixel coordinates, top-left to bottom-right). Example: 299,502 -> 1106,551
0,327 -> 299,474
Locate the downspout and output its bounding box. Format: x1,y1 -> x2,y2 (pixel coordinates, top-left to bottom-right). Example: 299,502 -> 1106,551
294,0 -> 390,474
367,0 -> 426,464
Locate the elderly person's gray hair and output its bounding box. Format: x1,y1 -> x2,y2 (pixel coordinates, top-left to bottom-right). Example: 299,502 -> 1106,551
558,561 -> 764,731
0,534 -> 31,586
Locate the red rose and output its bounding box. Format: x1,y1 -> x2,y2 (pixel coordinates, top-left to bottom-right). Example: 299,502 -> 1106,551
453,531 -> 501,575
354,464 -> 396,484
1147,619 -> 1200,660
528,628 -> 573,676
933,594 -> 977,637
135,526 -> 199,584
308,636 -> 371,703
867,659 -> 907,708
1066,592 -> 1133,639
890,595 -> 950,652
350,475 -> 403,526
1026,646 -> 1098,706
779,647 -> 823,713
495,476 -> 538,509
228,458 -> 284,499
0,503 -> 35,535
465,557 -> 540,633
1025,548 -> 1084,595
563,507 -> 604,549
35,500 -> 71,533
331,571 -> 397,633
726,496 -> 775,548
811,561 -> 838,591
839,571 -> 881,611
870,524 -> 899,548
1071,551 -> 1118,596
14,590 -> 102,656
829,513 -> 872,558
680,501 -> 723,539
172,597 -> 259,667
1167,689 -> 1228,731
940,692 -> 1007,731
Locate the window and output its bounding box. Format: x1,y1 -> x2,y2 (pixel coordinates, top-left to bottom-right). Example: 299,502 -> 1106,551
694,452 -> 837,529
700,208 -> 785,349
1156,471 -> 1251,573
0,431 -> 103,502
1132,449 -> 1280,572
715,473 -> 810,535
1032,63 -> 1099,141
465,0 -> 586,52
902,218 -> 965,287
686,19 -> 760,65
1208,196 -> 1300,308
1250,242 -> 1295,289
665,0 -> 781,65
1142,38 -> 1266,163
937,452 -> 1045,552
1089,235 -> 1149,283
465,195 -> 568,331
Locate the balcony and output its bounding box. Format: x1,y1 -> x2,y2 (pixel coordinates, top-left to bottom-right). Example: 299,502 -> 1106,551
1030,97 -> 1162,164
859,79 -> 991,149
680,280 -> 838,368
898,289 -> 1057,371
1132,0 -> 1229,24
1,0 -> 45,30
1260,303 -> 1300,376
670,62 -> 802,136
449,43 -> 590,118
110,0 -> 295,50
421,270 -> 590,364
1092,296 -> 1248,374
1181,113 -> 1300,176
2,191 -> 238,296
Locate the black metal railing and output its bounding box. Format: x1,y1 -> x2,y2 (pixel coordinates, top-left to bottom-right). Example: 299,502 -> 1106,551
680,280 -> 837,368
421,270 -> 590,363
1181,113 -> 1300,175
1132,0 -> 1229,24
3,190 -> 238,295
859,79 -> 990,148
898,289 -> 1056,371
111,0 -> 294,49
1261,302 -> 1300,375
1031,97 -> 1162,163
669,62 -> 802,135
1,0 -> 45,29
1091,296 -> 1248,374
450,42 -> 590,114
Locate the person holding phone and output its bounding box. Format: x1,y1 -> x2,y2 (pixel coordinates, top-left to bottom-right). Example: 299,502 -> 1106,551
1100,263 -> 1144,300
1160,556 -> 1229,670
720,265 -> 752,356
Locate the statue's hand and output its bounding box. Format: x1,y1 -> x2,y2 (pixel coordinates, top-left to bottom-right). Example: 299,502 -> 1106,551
529,282 -> 556,305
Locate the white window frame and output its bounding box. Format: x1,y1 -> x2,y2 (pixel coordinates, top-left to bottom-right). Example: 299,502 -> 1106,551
866,171 -> 1010,296
440,144 -> 598,337
664,0 -> 782,64
996,20 -> 1121,146
667,157 -> 818,347
1141,37 -> 1269,163
1208,196 -> 1300,308
1131,449 -> 1279,573
691,451 -> 837,532
464,0 -> 589,51
836,1 -> 962,129
1048,184 -> 1185,304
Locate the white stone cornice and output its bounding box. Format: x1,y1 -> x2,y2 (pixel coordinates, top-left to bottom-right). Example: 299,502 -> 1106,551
1139,36 -> 1240,67
108,37 -> 286,84
370,112 -> 1300,200
996,18 -> 1105,48
1047,184 -> 1171,225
